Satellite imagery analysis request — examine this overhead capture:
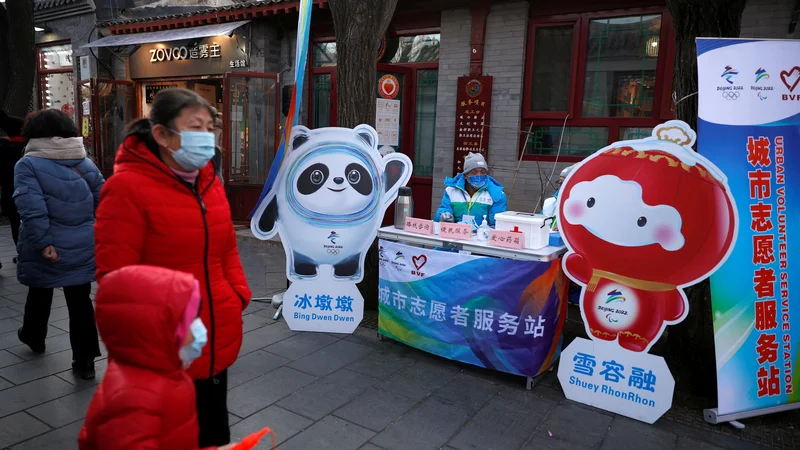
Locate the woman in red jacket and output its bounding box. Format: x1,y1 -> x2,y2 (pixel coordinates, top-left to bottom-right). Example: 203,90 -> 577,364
79,265 -> 238,450
94,88 -> 251,447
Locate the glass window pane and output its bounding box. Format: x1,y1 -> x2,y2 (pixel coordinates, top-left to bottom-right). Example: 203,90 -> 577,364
619,126 -> 653,141
39,44 -> 73,71
228,76 -> 277,184
530,26 -> 574,112
312,73 -> 332,128
582,15 -> 661,118
40,72 -> 75,114
524,126 -> 609,158
413,69 -> 438,178
381,34 -> 440,64
313,43 -> 337,67
97,82 -> 134,172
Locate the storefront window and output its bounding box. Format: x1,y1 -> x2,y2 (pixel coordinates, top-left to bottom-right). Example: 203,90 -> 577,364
312,34 -> 441,68
522,10 -> 672,161
312,73 -> 332,128
582,15 -> 661,118
529,26 -> 574,113
413,69 -> 438,178
523,126 -> 609,158
38,43 -> 75,116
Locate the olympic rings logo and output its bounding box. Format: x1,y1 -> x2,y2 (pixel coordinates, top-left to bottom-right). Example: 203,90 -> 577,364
721,91 -> 740,100
327,248 -> 340,255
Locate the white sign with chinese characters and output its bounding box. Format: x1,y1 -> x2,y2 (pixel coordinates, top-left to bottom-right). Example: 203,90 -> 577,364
284,280 -> 363,333
376,99 -> 400,146
558,337 -> 675,424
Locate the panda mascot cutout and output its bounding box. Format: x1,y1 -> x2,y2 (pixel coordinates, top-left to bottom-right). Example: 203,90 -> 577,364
250,124 -> 412,332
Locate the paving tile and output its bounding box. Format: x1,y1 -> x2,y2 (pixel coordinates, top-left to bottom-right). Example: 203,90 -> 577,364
0,349 -> 23,368
449,389 -> 556,450
334,388 -> 417,432
230,405 -> 312,447
280,415 -> 375,450
263,332 -> 340,361
0,375 -> 76,417
27,385 -> 96,428
359,444 -> 386,450
0,317 -> 21,334
433,373 -> 502,412
0,306 -> 22,320
278,369 -> 378,420
0,412 -> 51,447
51,318 -> 70,332
228,412 -> 242,427
674,436 -> 726,449
238,322 -> 297,356
521,435 -> 592,450
227,366 -> 317,418
242,301 -> 267,316
0,349 -> 75,384
533,402 -> 613,448
346,350 -> 415,380
56,358 -> 109,389
377,361 -> 458,402
0,326 -> 66,351
599,416 -> 677,450
45,306 -> 70,324
11,418 -> 82,450
242,313 -> 272,333
7,333 -> 72,361
228,350 -> 290,390
370,397 -> 472,450
1,292 -> 29,304
288,339 -> 374,377
0,375 -> 13,391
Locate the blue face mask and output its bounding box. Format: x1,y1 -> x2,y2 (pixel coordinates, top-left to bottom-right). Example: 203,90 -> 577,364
468,175 -> 487,189
168,130 -> 216,171
179,318 -> 207,368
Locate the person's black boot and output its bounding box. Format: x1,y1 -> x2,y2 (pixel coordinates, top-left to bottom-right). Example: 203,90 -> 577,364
17,328 -> 45,353
72,360 -> 95,380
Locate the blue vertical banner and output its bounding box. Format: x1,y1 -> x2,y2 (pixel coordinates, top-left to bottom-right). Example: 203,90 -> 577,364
697,38 -> 800,416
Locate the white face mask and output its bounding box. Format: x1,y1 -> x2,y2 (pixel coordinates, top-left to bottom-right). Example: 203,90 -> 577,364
178,318 -> 207,368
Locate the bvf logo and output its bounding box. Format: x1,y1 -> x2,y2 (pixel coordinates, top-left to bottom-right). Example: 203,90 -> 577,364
780,66 -> 800,101
411,254 -> 427,277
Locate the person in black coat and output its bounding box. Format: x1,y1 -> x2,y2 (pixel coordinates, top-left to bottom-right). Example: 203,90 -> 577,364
0,111 -> 26,263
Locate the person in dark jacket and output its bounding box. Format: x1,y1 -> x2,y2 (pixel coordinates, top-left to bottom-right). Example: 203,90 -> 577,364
14,109 -> 103,380
0,111 -> 25,260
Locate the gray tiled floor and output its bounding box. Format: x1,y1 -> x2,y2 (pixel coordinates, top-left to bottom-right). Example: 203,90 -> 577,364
0,232 -> 775,449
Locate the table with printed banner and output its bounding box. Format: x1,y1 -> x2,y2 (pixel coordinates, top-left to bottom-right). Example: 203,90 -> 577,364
376,226 -> 568,387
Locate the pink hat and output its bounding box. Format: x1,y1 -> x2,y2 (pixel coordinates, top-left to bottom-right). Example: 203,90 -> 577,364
174,280 -> 201,346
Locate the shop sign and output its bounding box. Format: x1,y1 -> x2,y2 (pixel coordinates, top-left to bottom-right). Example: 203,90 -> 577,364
453,76 -> 492,176
378,74 -> 399,99
697,38 -> 800,420
249,125 -> 412,333
555,121 -> 737,424
130,35 -> 248,79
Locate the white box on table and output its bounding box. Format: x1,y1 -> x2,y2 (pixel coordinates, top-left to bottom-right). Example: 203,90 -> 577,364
494,211 -> 550,250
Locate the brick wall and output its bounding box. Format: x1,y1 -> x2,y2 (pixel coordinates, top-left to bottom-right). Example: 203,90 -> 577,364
740,0 -> 800,39
430,8 -> 471,217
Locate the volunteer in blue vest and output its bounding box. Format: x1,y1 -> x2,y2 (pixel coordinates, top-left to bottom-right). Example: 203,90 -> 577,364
434,152 -> 507,227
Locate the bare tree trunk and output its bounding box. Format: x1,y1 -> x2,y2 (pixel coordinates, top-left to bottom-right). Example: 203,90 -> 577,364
329,0 -> 398,311
664,0 -> 747,399
329,0 -> 398,128
0,0 -> 35,117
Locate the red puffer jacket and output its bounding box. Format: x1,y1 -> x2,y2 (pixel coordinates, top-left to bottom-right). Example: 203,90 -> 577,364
78,265 -> 211,450
94,136 -> 251,380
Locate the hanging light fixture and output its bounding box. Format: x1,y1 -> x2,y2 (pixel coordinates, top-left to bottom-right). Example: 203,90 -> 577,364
646,36 -> 659,57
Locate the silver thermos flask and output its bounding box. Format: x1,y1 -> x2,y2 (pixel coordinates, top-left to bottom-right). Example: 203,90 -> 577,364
394,186 -> 414,229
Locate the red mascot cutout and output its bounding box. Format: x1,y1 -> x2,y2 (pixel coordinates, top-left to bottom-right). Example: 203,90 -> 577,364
558,120 -> 738,353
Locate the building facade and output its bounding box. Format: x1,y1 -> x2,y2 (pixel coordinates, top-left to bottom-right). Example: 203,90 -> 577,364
49,0 -> 799,222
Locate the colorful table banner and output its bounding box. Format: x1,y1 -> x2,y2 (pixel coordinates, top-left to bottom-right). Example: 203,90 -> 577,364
377,240 -> 568,378
697,38 -> 800,418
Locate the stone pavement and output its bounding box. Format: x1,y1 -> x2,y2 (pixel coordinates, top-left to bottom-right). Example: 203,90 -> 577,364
0,229 -> 783,449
